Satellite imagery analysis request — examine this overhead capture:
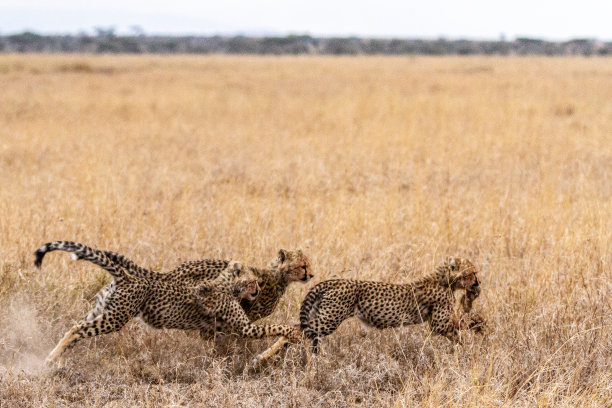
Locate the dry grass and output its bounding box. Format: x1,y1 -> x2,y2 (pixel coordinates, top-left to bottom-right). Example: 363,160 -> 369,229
0,55 -> 611,407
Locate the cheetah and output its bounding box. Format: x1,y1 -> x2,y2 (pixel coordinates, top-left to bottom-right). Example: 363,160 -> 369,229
87,249 -> 313,331
35,241 -> 302,364
299,257 -> 482,352
169,249 -> 313,323
252,257 -> 483,367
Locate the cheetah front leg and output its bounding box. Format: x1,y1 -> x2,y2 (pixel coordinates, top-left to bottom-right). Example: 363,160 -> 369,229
45,312 -> 130,365
460,284 -> 481,313
239,322 -> 302,341
458,311 -> 486,333
429,304 -> 460,344
221,305 -> 302,342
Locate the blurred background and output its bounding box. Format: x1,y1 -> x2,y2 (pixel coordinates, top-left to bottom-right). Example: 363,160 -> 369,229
2,0 -> 612,54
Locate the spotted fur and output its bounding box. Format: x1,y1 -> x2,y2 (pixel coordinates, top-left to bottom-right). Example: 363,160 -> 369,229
239,249 -> 313,321
35,241 -> 302,364
299,257 -> 482,353
167,249 -> 313,321
88,249 -> 313,328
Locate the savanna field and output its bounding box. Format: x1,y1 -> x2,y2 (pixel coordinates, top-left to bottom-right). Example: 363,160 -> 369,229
0,55 -> 610,407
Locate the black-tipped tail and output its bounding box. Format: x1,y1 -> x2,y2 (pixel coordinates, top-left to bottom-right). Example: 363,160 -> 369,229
34,244 -> 49,268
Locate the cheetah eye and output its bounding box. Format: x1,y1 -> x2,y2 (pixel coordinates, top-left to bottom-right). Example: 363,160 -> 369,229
301,266 -> 307,272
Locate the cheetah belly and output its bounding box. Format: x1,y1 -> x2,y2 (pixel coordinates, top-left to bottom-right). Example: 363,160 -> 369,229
355,304 -> 404,329
139,302 -> 209,330
355,296 -> 427,329
401,304 -> 431,326
134,314 -> 156,330
210,319 -> 234,333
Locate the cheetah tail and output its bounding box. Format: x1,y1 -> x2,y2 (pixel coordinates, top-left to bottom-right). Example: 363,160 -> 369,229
34,241 -> 130,280
34,241 -> 69,268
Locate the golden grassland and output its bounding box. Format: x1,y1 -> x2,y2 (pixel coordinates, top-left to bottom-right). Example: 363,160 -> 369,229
0,55 -> 611,407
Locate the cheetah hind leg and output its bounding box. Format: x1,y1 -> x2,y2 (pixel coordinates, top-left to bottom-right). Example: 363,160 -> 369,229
251,336 -> 291,371
45,312 -> 128,366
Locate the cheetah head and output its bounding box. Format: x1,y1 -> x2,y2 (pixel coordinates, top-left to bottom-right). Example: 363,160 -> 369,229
233,277 -> 261,301
221,261 -> 260,299
444,257 -> 480,291
273,249 -> 314,283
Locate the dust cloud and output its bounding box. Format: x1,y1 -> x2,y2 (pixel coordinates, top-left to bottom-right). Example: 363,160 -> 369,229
0,298 -> 51,375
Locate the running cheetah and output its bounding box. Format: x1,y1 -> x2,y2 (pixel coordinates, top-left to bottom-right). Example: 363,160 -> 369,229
253,257 -> 483,366
171,249 -> 313,323
299,257 -> 482,352
88,249 -> 313,330
35,241 -> 302,364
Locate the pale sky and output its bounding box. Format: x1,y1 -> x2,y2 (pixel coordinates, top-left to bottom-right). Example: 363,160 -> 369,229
1,0 -> 612,40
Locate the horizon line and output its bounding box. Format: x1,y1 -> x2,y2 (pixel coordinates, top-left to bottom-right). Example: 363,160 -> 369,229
1,29 -> 610,43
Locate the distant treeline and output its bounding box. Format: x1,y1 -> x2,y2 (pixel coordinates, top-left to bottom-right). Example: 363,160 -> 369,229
2,31 -> 611,55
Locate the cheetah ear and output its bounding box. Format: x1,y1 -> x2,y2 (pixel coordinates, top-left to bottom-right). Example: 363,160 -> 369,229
232,262 -> 243,275
449,257 -> 456,271
278,249 -> 287,263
